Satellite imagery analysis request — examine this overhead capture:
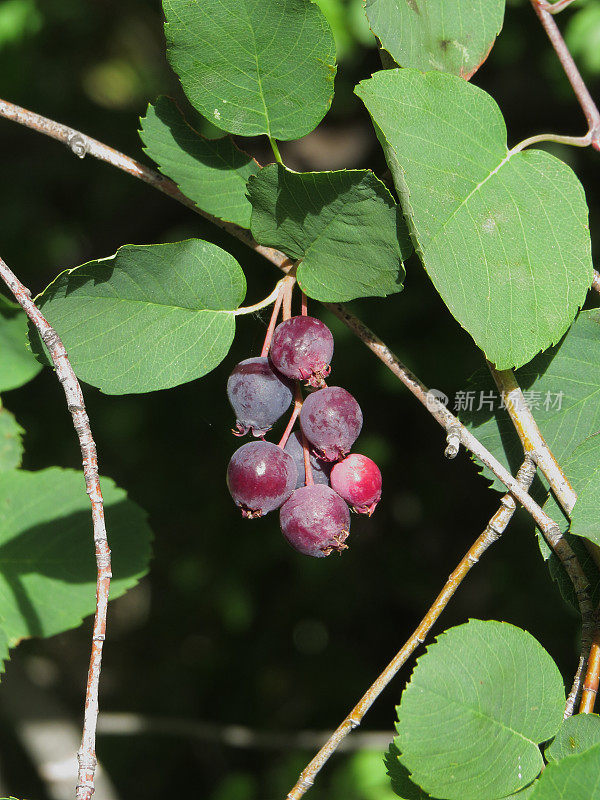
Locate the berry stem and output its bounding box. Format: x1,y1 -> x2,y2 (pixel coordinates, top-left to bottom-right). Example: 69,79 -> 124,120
260,277 -> 293,357
282,277 -> 294,321
301,291 -> 308,317
301,428 -> 314,487
278,384 -> 303,450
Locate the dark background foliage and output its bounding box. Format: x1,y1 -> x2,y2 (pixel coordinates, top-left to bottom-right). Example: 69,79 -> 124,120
0,1 -> 598,797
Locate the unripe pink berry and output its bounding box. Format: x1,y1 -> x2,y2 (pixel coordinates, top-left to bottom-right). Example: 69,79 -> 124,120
330,454 -> 382,515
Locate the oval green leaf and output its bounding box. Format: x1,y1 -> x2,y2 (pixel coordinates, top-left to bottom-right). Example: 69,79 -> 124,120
139,97 -> 259,228
356,69 -> 593,370
163,0 -> 336,140
248,164 -> 410,302
0,295 -> 42,392
529,741 -> 600,799
396,619 -> 565,800
546,714 -> 600,763
30,240 -> 246,395
0,467 -> 152,645
365,0 -> 505,79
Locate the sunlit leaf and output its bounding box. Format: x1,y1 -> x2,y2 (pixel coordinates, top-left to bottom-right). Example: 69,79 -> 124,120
357,69 -> 592,369
30,240 -> 246,395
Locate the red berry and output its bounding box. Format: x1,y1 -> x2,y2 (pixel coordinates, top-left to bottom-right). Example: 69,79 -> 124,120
280,484 -> 350,558
227,441 -> 297,518
330,454 -> 382,515
227,357 -> 293,437
269,316 -> 334,389
300,386 -> 363,462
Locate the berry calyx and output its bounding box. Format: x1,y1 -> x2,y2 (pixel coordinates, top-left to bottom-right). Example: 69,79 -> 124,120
227,357 -> 293,437
284,430 -> 331,489
330,454 -> 382,515
300,386 -> 363,462
269,316 -> 334,389
227,441 -> 297,518
280,484 -> 350,558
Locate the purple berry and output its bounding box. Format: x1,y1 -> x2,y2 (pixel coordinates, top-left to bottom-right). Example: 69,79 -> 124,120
330,454 -> 382,515
280,485 -> 350,558
284,430 -> 331,489
269,316 -> 334,388
300,386 -> 363,462
227,441 -> 297,518
227,357 -> 293,437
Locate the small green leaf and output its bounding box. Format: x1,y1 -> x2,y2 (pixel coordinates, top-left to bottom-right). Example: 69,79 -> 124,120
30,240 -> 246,395
396,619 -> 564,800
365,0 -> 505,79
529,741 -> 600,799
163,0 -> 336,140
356,69 -> 593,369
0,468 -> 152,645
0,406 -> 24,472
546,714 -> 600,763
0,295 -> 42,392
248,164 -> 410,302
139,97 -> 259,228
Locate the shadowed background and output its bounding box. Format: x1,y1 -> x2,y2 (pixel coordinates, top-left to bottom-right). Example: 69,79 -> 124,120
0,0 -> 599,797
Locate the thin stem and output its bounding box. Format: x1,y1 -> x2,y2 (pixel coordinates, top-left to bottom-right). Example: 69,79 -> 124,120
511,132 -> 592,152
286,459 -> 537,799
580,623 -> 600,714
278,385 -> 303,450
269,136 -> 284,165
301,291 -> 308,317
260,277 -> 294,357
234,277 -> 289,317
530,0 -> 600,151
537,0 -> 577,15
0,255 -> 111,800
283,277 -> 294,321
302,428 -> 314,487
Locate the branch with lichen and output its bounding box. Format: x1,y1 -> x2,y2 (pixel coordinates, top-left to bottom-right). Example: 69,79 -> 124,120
0,255 -> 110,800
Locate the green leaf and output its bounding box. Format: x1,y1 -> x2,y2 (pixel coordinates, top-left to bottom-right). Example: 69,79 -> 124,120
565,433 -> 600,546
529,741 -> 600,799
546,714 -> 600,763
396,619 -> 564,800
248,164 -> 410,302
365,0 -> 505,79
461,310 -> 600,492
0,467 -> 152,645
0,295 -> 42,392
385,733 -> 431,799
139,97 -> 259,229
0,406 -> 24,472
30,240 -> 246,395
163,0 -> 336,140
356,69 -> 593,369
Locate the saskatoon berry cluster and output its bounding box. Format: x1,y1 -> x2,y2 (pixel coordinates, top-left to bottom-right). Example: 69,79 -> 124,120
226,310 -> 382,558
